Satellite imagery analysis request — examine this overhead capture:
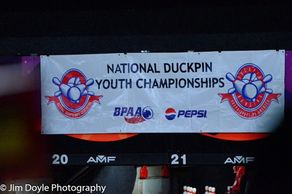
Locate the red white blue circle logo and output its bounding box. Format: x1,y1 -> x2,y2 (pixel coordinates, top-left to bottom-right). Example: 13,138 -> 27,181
219,63 -> 281,119
165,108 -> 176,120
46,69 -> 102,118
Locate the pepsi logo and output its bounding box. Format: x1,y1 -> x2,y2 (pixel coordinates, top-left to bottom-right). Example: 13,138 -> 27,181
165,108 -> 176,120
165,108 -> 207,120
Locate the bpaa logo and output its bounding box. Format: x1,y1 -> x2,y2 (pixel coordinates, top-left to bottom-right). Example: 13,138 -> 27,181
46,69 -> 102,118
113,106 -> 154,124
219,63 -> 281,119
224,156 -> 255,164
87,155 -> 116,164
165,107 -> 207,120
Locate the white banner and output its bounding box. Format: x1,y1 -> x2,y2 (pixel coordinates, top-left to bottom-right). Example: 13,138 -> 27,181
41,50 -> 285,134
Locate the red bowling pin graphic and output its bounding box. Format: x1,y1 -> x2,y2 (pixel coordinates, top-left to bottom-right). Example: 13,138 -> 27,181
47,69 -> 102,118
219,63 -> 281,119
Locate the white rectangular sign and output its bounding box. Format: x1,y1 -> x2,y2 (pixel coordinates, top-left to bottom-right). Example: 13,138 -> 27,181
41,50 -> 284,134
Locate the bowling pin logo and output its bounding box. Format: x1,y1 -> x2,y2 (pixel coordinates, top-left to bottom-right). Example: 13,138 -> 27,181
46,69 -> 102,118
219,63 -> 281,119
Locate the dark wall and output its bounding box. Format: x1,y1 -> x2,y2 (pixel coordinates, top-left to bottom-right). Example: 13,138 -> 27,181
1,3 -> 292,55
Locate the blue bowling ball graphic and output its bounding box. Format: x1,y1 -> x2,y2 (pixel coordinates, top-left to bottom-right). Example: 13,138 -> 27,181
242,82 -> 259,102
52,74 -> 95,104
226,68 -> 273,102
142,107 -> 154,120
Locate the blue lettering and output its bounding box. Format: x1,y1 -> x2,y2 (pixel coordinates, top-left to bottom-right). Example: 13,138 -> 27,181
191,110 -> 197,117
126,107 -> 134,116
197,110 -> 204,118
113,107 -> 121,116
185,110 -> 192,118
135,107 -> 142,116
177,110 -> 185,118
176,109 -> 207,118
121,107 -> 128,116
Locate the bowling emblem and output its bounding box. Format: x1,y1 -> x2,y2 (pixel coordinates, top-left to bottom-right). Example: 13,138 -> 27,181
46,69 -> 102,118
219,63 -> 281,119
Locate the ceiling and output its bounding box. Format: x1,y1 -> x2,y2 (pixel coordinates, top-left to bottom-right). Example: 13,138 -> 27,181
0,1 -> 291,39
